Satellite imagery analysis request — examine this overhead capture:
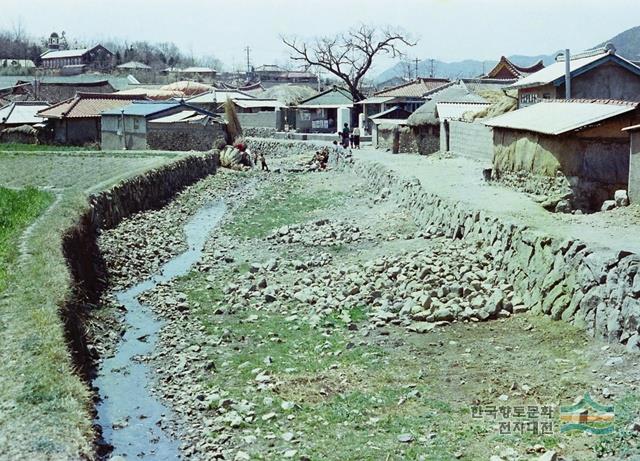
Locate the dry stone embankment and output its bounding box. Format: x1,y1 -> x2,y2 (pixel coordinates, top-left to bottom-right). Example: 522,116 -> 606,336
338,157 -> 640,348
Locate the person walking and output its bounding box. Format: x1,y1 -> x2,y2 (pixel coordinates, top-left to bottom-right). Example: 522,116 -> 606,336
352,126 -> 361,149
259,152 -> 270,172
341,123 -> 350,148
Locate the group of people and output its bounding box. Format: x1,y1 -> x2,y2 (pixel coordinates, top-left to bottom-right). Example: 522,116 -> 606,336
310,146 -> 331,170
340,123 -> 361,149
234,142 -> 269,172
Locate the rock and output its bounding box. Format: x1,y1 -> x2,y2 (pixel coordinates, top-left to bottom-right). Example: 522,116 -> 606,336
408,322 -> 435,333
397,433 -> 414,443
234,451 -> 251,461
601,200 -> 616,212
614,190 -> 629,207
554,199 -> 572,213
626,333 -> 640,353
538,451 -> 557,461
283,449 -> 298,458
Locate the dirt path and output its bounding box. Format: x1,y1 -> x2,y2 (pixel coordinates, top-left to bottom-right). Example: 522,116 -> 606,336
94,162 -> 640,461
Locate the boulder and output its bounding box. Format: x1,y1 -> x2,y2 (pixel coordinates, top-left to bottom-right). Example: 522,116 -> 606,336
614,189 -> 629,207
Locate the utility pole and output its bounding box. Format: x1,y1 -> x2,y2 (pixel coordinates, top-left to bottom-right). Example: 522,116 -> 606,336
430,59 -> 435,78
414,57 -> 419,79
244,46 -> 251,74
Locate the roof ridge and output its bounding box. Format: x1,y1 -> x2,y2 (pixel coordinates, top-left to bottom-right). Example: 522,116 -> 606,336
542,98 -> 639,106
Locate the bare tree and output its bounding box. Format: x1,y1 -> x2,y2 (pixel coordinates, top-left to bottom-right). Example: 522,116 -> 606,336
282,25 -> 415,102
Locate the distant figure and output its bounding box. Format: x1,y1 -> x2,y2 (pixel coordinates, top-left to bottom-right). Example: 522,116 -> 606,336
259,152 -> 270,171
251,149 -> 258,166
341,123 -> 350,148
352,127 -> 361,149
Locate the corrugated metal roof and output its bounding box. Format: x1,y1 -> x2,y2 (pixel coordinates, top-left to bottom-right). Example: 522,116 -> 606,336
407,82 -> 488,126
508,51 -> 640,89
187,89 -> 255,104
435,102 -> 491,120
117,61 -> 151,70
181,67 -> 216,73
39,93 -> 148,119
41,48 -> 90,59
0,101 -> 49,124
356,96 -> 396,105
233,98 -> 285,109
148,110 -> 200,123
298,86 -> 353,107
102,101 -> 179,117
484,99 -> 638,135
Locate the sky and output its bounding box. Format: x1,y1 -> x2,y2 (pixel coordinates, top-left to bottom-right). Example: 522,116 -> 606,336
2,0 -> 640,74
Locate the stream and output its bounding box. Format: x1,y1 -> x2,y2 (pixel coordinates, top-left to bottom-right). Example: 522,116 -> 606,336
94,199 -> 227,460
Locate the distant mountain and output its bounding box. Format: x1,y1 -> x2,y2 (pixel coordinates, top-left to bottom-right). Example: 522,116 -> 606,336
376,54 -> 557,84
376,24 -> 640,83
594,25 -> 640,60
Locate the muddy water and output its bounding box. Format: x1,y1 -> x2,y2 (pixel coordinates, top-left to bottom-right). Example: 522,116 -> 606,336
94,199 -> 227,460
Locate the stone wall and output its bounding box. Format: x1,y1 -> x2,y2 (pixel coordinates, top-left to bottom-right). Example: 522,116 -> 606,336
376,125 -> 419,154
337,156 -> 640,349
448,120 -> 493,161
244,127 -> 277,138
413,124 -> 440,155
147,123 -> 226,152
61,152 -> 220,375
245,137 -> 326,158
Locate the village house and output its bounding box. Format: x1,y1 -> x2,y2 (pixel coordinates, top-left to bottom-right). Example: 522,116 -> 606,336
369,106 -> 412,150
482,56 -> 545,80
116,61 -> 152,73
40,45 -> 115,72
295,86 -> 353,133
0,59 -> 36,69
37,92 -> 147,145
252,65 -> 318,88
406,81 -> 489,155
358,78 -> 451,134
0,101 -> 48,129
484,99 -> 640,211
186,89 -> 256,112
100,101 -> 224,151
509,45 -> 640,108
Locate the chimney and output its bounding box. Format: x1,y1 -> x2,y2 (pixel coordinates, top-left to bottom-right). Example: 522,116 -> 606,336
565,49 -> 571,99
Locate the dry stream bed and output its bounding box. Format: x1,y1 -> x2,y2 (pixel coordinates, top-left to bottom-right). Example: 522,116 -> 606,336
90,160 -> 640,461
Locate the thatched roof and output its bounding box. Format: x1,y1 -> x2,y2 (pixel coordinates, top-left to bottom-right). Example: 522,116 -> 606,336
407,82 -> 487,127
262,84 -> 318,105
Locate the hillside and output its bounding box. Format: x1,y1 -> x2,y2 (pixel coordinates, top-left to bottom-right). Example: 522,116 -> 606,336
594,25 -> 640,59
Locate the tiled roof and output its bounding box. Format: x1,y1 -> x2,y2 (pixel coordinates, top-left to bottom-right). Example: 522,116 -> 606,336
407,82 -> 488,126
375,78 -> 451,98
38,93 -> 147,119
486,56 -> 545,79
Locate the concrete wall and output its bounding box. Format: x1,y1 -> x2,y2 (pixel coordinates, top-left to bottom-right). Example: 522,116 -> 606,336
631,132 -> 640,204
337,157 -> 640,348
237,111 -> 282,130
448,120 -> 493,161
493,128 -> 629,209
147,122 -> 226,151
101,114 -> 148,150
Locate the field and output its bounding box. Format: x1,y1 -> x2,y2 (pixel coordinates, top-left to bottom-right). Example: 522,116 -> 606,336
0,149 -> 179,460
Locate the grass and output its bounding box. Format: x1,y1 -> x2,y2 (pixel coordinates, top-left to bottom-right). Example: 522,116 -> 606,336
222,176 -> 345,239
177,257 -> 633,461
0,186 -> 53,292
0,149 -> 181,459
0,143 -> 99,152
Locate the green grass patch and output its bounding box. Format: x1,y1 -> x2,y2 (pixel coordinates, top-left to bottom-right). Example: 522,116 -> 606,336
223,176 -> 345,239
0,143 -> 98,152
0,186 -> 53,291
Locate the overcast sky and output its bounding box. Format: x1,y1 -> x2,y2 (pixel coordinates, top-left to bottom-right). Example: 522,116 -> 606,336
1,0 -> 640,73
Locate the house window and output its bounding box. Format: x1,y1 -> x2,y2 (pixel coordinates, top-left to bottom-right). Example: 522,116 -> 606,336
133,118 -> 140,130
